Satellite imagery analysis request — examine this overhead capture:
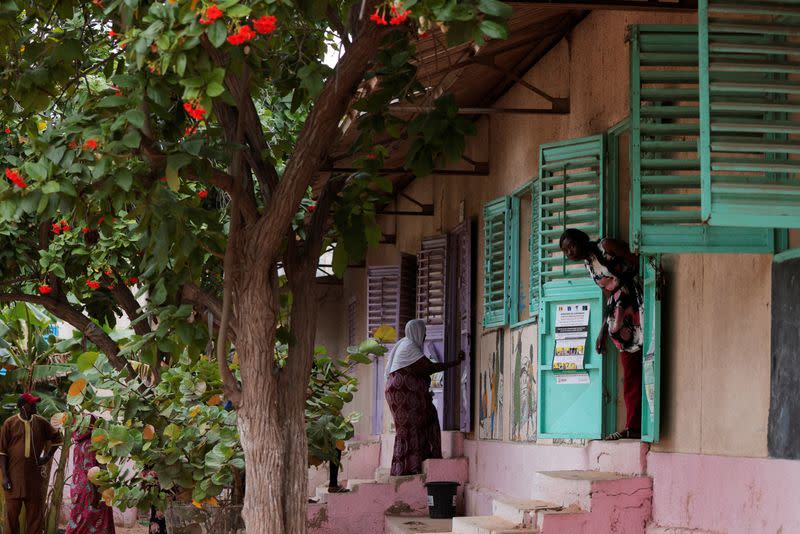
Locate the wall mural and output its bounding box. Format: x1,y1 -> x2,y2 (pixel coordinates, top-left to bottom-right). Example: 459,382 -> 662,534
479,329 -> 504,440
511,326 -> 537,442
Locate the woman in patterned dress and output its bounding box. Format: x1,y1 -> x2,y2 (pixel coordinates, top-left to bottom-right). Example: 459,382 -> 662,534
560,229 -> 643,440
65,415 -> 115,534
384,320 -> 465,475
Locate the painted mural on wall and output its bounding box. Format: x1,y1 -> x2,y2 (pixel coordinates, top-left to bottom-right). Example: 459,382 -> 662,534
511,326 -> 536,442
479,329 -> 504,440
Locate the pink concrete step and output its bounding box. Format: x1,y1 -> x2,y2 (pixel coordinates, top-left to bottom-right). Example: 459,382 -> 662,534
386,515 -> 453,534
308,457 -> 469,534
491,496 -> 562,529
531,471 -> 652,534
450,515 -> 538,534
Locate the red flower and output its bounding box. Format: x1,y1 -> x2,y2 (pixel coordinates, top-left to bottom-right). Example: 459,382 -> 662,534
83,138 -> 98,151
184,125 -> 198,136
82,227 -> 90,234
68,141 -> 77,149
108,30 -> 118,38
97,215 -> 105,226
38,285 -> 53,295
4,168 -> 27,188
306,204 -> 317,213
3,128 -> 10,134
159,177 -> 167,183
198,189 -> 209,199
86,280 -> 101,290
253,15 -> 277,35
199,5 -> 224,25
370,9 -> 388,25
60,220 -> 70,232
227,25 -> 256,45
390,10 -> 411,25
51,223 -> 61,235
366,153 -> 377,160
104,269 -> 113,276
107,284 -> 116,290
183,102 -> 207,121
128,277 -> 139,285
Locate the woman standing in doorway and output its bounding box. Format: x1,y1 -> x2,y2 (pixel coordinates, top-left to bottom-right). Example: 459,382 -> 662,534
559,229 -> 643,440
384,320 -> 465,475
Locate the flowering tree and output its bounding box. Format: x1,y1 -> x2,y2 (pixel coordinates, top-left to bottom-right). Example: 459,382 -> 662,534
0,1 -> 509,532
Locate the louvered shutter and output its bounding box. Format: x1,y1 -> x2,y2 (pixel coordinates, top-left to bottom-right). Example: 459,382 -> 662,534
630,24 -> 774,252
537,135 -> 605,292
483,197 -> 511,328
367,266 -> 401,338
417,235 -> 447,341
699,1 -> 800,228
529,179 -> 540,316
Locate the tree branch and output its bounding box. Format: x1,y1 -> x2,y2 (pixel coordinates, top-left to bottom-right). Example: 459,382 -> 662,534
180,283 -> 237,345
0,293 -> 134,375
251,8 -> 384,261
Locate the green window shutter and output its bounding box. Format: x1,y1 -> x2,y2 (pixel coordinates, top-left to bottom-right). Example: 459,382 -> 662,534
483,197 -> 510,328
529,179 -> 540,316
538,134 -> 605,290
699,1 -> 800,228
630,24 -> 774,252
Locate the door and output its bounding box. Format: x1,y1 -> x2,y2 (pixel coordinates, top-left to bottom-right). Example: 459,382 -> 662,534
641,255 -> 662,442
537,134 -> 614,439
450,221 -> 473,432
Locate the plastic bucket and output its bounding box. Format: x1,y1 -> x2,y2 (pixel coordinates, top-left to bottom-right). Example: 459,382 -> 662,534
424,481 -> 459,519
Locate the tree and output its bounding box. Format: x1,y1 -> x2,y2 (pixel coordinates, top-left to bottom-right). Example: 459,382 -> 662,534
0,1 -> 510,532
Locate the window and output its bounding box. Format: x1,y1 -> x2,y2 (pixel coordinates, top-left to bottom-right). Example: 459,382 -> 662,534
417,235 -> 447,340
483,197 -> 511,328
629,24 -> 774,253
366,255 -> 416,338
510,182 -> 539,326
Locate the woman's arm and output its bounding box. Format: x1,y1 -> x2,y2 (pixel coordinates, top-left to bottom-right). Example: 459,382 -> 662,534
408,351 -> 466,376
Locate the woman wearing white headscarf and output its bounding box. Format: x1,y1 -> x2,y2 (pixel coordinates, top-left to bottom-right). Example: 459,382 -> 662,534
384,319 -> 465,476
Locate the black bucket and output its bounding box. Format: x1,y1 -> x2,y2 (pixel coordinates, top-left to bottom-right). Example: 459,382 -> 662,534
424,481 -> 459,519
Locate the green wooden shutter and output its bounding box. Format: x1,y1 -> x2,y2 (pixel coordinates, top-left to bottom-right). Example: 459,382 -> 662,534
699,1 -> 800,228
641,255 -> 662,443
630,24 -> 774,252
483,197 -> 510,328
538,134 -> 605,291
529,179 -> 540,316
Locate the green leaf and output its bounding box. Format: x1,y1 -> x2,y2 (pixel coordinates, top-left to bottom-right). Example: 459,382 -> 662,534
41,181 -> 60,194
206,21 -> 228,48
175,54 -> 187,77
126,109 -> 146,129
165,165 -> 180,192
117,169 -> 133,192
98,96 -> 129,108
479,0 -> 513,18
206,82 -> 225,98
332,245 -> 347,277
480,20 -> 508,40
45,144 -> 67,165
77,351 -> 100,372
122,130 -> 142,148
151,279 -> 167,305
23,161 -> 48,181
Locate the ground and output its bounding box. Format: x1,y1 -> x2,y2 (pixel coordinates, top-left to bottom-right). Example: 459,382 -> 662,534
115,525 -> 148,534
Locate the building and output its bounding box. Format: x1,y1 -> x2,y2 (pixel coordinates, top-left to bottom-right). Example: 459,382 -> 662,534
310,2 -> 800,532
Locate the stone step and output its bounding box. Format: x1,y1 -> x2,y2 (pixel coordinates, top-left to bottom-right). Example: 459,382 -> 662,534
535,507 -> 590,533
491,496 -> 562,528
531,470 -> 650,512
451,515 -> 538,534
386,515 -> 453,534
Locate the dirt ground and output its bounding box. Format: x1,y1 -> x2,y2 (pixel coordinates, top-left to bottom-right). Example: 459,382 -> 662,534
115,526 -> 149,534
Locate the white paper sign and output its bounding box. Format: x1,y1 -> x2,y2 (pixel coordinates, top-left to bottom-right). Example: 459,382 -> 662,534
556,373 -> 590,385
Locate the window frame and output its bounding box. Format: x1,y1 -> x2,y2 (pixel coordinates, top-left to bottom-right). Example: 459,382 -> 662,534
510,180 -> 539,329
482,196 -> 511,329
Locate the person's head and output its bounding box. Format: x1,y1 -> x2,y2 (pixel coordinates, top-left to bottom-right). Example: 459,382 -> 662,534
404,319 -> 427,348
559,229 -> 592,261
17,392 -> 40,418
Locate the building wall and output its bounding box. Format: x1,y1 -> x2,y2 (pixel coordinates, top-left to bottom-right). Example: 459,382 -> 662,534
333,7 -> 800,530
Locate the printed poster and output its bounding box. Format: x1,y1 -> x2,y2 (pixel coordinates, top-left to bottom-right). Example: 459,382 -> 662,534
553,303 -> 590,372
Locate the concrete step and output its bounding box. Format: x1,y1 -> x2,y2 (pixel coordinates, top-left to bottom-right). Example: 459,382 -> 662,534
491,496 -> 562,528
386,515 -> 453,534
451,515 -> 538,534
531,470 -> 649,511
375,466 -> 391,483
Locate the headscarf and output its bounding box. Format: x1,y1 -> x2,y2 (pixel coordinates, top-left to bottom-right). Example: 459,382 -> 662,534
384,319 -> 427,379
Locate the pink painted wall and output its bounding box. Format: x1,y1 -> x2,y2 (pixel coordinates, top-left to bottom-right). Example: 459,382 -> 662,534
648,452 -> 800,534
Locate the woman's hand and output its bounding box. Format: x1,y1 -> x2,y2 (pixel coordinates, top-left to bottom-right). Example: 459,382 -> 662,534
457,350 -> 466,363
596,327 -> 608,354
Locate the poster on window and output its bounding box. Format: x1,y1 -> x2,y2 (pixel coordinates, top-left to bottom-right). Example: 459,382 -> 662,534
553,303 -> 590,371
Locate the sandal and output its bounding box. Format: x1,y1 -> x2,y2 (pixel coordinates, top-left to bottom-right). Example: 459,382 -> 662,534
603,428 -> 641,441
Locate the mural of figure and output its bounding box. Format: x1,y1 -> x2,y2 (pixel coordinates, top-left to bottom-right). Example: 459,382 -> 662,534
511,328 -> 536,442
479,330 -> 505,440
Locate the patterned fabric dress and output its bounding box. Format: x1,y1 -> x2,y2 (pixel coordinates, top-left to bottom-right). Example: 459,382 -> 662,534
385,367 -> 442,476
65,431 -> 115,534
585,239 -> 644,353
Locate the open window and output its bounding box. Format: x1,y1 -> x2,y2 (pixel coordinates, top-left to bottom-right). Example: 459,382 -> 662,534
629,24 -> 776,253
510,182 -> 539,327
482,197 -> 511,328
